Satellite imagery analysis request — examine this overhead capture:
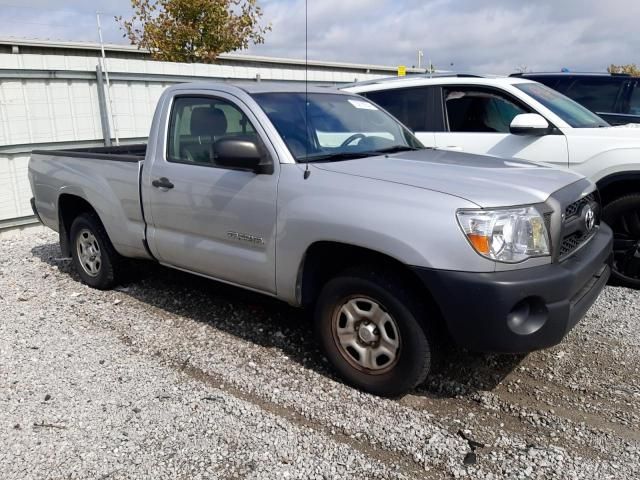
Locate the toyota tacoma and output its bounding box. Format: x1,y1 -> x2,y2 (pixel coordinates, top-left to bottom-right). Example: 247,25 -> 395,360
29,82 -> 612,396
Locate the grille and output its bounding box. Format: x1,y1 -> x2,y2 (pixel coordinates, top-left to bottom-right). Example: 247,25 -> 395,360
565,193 -> 595,219
558,192 -> 599,261
559,231 -> 595,258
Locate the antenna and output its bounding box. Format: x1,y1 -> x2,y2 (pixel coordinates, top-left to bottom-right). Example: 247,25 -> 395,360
96,11 -> 120,146
303,0 -> 310,179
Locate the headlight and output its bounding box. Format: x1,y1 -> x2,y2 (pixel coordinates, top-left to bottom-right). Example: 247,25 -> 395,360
456,207 -> 550,263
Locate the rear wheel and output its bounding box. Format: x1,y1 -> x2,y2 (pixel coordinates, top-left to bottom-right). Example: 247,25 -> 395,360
603,194 -> 640,289
314,267 -> 436,397
70,213 -> 121,289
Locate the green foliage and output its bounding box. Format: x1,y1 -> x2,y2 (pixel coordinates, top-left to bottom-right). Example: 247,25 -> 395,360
607,64 -> 640,76
117,0 -> 271,63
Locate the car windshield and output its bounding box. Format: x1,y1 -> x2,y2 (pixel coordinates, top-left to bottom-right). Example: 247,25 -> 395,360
516,82 -> 610,128
251,92 -> 424,162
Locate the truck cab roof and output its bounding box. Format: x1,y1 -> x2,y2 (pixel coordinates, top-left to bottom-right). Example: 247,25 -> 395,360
166,81 -> 350,96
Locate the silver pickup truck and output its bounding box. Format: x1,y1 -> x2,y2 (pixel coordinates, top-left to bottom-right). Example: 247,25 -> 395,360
29,82 -> 613,396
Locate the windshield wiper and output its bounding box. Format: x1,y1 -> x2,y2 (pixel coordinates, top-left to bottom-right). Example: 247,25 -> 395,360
300,151 -> 377,163
370,145 -> 422,154
300,145 -> 422,163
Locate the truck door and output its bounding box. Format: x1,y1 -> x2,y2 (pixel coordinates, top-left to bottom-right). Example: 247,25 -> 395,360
143,93 -> 279,294
434,86 -> 569,168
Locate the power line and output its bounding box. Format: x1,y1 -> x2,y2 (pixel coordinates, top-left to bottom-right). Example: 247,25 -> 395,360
0,21 -> 125,45
1,18 -> 119,27
0,2 -> 122,17
0,20 -> 71,28
0,16 -> 124,26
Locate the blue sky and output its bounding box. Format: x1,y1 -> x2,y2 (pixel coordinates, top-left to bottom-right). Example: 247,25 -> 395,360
1,0 -> 638,73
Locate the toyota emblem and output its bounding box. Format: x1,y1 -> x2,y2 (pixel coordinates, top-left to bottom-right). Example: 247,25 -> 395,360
584,206 -> 595,232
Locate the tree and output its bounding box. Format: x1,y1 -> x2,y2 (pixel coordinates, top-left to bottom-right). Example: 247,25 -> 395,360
117,0 -> 271,63
607,64 -> 640,76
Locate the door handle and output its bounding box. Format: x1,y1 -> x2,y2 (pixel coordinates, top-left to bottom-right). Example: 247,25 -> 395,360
152,177 -> 174,189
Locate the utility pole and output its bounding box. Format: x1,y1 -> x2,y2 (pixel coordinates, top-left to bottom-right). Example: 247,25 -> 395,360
417,50 -> 424,69
96,12 -> 119,146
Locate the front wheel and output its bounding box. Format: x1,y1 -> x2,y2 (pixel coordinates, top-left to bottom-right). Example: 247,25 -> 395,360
603,194 -> 640,289
70,212 -> 121,289
314,267 -> 436,397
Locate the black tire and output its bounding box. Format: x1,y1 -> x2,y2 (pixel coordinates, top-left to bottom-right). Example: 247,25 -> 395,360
69,212 -> 121,289
314,266 -> 437,397
603,194 -> 640,289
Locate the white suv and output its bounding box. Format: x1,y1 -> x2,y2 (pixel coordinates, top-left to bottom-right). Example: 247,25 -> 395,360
344,75 -> 640,289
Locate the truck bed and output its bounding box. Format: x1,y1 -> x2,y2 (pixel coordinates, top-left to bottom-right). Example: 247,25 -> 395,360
31,144 -> 147,163
29,144 -> 149,260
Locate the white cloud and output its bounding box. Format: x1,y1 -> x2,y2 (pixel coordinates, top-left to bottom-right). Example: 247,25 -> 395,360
1,0 -> 638,74
0,0 -> 132,44
250,0 -> 640,73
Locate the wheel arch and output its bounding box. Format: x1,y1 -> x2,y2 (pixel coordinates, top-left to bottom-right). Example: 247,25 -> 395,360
57,193 -> 104,257
596,171 -> 640,206
297,241 -> 445,329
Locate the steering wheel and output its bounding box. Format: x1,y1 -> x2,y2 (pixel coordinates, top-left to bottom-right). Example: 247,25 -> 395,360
340,133 -> 366,147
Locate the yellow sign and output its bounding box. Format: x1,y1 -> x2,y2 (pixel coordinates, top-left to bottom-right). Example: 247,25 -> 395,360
397,65 -> 406,77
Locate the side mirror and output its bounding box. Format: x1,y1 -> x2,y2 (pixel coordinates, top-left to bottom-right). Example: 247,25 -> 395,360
510,113 -> 551,136
213,137 -> 273,174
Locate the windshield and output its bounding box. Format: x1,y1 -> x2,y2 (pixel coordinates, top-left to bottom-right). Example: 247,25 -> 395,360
251,92 -> 423,162
516,82 -> 609,129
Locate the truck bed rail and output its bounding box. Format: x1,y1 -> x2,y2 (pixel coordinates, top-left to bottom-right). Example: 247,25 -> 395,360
32,144 -> 146,163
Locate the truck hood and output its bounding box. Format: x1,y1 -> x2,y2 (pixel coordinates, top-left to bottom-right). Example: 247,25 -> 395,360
312,149 -> 584,208
563,125 -> 640,144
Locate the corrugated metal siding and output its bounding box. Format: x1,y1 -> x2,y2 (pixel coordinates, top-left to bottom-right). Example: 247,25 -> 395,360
0,78 -> 104,145
0,151 -> 31,220
0,52 -> 389,224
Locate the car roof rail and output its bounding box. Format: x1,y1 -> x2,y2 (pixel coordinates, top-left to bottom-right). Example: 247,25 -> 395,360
510,71 -> 633,78
343,72 -> 484,88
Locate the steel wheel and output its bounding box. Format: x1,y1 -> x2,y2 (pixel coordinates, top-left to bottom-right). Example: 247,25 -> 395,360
315,267 -> 435,396
76,228 -> 102,277
331,296 -> 401,374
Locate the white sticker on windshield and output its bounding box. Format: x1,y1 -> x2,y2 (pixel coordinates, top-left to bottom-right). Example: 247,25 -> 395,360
348,99 -> 379,110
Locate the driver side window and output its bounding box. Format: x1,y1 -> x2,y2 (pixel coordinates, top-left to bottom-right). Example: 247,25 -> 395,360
167,96 -> 260,166
444,88 -> 528,133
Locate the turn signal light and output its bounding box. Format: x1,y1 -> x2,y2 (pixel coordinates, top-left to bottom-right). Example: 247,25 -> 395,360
466,233 -> 490,254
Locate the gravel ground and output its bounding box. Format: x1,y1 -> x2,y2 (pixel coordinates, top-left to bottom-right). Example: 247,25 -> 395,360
1,229 -> 639,479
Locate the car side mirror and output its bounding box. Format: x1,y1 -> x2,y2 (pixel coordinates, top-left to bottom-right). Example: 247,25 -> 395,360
510,113 -> 551,136
213,138 -> 273,174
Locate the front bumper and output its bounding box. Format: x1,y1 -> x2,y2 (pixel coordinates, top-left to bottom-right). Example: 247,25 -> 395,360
413,224 -> 613,353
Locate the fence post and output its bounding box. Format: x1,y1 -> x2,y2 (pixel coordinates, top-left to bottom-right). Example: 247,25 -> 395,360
95,65 -> 112,147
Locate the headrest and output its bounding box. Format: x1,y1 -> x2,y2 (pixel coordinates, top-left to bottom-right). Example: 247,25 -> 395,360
190,107 -> 228,137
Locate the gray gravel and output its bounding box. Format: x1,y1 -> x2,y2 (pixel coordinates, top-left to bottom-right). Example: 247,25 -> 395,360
1,229 -> 639,479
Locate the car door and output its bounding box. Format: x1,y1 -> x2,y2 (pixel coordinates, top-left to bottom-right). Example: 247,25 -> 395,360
145,92 -> 279,294
361,86 -> 441,147
433,85 -> 569,168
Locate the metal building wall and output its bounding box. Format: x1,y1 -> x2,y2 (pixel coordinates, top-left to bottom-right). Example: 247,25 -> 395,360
0,52 -> 389,226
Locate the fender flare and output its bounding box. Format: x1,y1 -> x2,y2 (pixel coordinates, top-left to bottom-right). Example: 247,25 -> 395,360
596,171 -> 640,191
595,171 -> 640,206
57,191 -> 97,257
